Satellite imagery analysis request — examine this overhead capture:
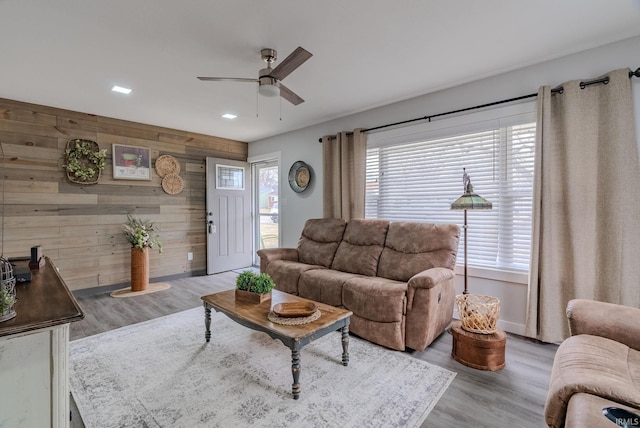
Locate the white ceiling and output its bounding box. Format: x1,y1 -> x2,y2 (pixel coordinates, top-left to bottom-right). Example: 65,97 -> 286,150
1,1 -> 640,143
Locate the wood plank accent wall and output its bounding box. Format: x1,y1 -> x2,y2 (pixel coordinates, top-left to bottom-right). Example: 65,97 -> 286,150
0,97 -> 248,291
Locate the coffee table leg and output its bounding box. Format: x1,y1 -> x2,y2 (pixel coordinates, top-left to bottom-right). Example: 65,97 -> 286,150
204,302 -> 211,343
291,347 -> 301,400
341,324 -> 350,366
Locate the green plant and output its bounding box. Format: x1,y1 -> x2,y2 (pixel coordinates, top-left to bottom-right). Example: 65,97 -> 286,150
123,215 -> 162,253
63,139 -> 107,183
235,271 -> 275,294
253,273 -> 275,294
235,270 -> 255,291
0,289 -> 15,315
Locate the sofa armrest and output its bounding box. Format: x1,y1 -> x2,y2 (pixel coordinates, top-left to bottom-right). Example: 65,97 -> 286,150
407,268 -> 455,310
566,299 -> 640,351
404,268 -> 456,350
256,248 -> 299,273
408,267 -> 455,290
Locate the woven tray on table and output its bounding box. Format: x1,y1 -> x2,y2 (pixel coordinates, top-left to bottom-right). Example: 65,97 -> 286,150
456,294 -> 501,334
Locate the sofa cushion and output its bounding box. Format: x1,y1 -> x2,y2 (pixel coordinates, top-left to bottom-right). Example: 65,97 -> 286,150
297,218 -> 347,268
266,260 -> 324,295
378,222 -> 459,281
342,276 -> 407,323
331,219 -> 389,276
298,269 -> 360,307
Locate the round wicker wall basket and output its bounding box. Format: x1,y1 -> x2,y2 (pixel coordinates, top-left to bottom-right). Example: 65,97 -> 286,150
456,294 -> 501,334
155,154 -> 181,177
161,173 -> 185,195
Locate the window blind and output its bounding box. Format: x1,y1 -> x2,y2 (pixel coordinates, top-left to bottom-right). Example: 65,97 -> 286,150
365,115 -> 535,272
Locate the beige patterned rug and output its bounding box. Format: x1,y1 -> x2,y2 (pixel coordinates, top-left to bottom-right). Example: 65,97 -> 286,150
69,307 -> 455,427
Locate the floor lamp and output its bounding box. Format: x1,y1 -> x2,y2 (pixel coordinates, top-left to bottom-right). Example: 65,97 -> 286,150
450,168 -> 492,294
451,169 -> 506,342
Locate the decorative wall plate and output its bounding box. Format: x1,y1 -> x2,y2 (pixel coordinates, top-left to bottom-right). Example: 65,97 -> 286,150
155,154 -> 181,178
161,173 -> 185,195
288,161 -> 311,193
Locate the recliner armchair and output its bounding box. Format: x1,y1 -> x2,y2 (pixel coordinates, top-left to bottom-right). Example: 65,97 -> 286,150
544,299 -> 640,427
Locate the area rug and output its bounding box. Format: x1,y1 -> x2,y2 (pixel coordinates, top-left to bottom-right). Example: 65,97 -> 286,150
69,308 -> 455,428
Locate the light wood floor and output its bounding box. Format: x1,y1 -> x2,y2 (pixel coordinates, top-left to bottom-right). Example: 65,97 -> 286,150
69,271 -> 557,428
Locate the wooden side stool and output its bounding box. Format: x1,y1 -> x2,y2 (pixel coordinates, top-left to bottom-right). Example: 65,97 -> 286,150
451,320 -> 506,371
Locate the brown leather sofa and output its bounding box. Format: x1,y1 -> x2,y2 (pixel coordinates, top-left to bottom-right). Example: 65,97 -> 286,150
544,299 -> 640,428
257,218 -> 460,351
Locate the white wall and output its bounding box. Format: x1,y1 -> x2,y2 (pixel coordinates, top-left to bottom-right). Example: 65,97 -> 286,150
249,35 -> 640,335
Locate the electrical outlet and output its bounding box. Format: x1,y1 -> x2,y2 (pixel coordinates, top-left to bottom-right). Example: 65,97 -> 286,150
187,252 -> 193,261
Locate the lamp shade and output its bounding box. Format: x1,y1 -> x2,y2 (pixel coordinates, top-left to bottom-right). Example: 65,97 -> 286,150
258,83 -> 280,97
450,182 -> 492,210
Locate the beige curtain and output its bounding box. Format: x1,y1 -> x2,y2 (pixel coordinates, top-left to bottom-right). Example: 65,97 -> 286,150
321,129 -> 366,220
526,68 -> 640,343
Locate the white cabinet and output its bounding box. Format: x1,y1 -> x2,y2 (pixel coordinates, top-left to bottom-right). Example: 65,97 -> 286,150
0,324 -> 71,427
0,258 -> 83,428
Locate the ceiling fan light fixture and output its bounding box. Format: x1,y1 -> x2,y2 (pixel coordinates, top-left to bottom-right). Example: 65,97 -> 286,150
258,84 -> 280,97
258,75 -> 280,97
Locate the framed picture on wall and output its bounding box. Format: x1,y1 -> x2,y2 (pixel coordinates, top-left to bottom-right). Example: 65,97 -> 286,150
216,164 -> 244,190
112,144 -> 151,180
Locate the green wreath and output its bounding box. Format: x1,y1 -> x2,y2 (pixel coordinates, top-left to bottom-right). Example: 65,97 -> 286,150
63,139 -> 107,183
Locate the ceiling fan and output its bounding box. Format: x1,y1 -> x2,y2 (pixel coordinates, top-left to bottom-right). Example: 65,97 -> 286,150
197,46 -> 312,105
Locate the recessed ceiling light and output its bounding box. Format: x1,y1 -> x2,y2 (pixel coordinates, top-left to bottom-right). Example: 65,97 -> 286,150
111,85 -> 132,95
221,113 -> 237,119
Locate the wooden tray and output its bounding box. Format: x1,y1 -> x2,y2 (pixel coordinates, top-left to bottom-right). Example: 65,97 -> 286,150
272,302 -> 317,318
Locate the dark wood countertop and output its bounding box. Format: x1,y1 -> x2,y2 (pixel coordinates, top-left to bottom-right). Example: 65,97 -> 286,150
0,257 -> 84,338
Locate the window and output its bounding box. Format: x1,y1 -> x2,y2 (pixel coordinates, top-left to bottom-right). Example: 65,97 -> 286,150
365,106 -> 536,272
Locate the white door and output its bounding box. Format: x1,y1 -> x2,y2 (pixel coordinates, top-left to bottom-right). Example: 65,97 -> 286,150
206,157 -> 252,274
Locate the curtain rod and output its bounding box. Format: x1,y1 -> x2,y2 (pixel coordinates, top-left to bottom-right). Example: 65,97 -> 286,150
318,67 -> 640,142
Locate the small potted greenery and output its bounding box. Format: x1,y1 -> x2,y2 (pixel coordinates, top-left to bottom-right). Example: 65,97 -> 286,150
0,258 -> 17,322
63,138 -> 107,184
0,287 -> 17,322
235,270 -> 275,303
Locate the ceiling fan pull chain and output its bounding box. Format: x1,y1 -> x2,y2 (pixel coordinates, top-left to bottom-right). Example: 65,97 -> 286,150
256,84 -> 259,118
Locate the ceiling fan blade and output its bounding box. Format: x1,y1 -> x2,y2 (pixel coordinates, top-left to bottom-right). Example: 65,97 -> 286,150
197,77 -> 258,83
270,47 -> 312,81
278,82 -> 304,105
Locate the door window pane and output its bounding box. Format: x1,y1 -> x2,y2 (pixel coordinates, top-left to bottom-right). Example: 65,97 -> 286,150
256,162 -> 279,253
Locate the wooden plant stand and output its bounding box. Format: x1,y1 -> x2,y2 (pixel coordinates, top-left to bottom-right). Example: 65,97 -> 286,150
130,248 -> 149,292
451,320 -> 506,371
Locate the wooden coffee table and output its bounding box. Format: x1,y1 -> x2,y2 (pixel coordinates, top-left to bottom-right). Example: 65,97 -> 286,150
201,289 -> 352,399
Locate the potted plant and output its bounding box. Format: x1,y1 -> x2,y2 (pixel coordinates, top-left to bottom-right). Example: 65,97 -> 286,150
123,215 -> 162,292
63,138 -> 107,184
235,271 -> 275,303
0,258 -> 17,322
0,286 -> 17,322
